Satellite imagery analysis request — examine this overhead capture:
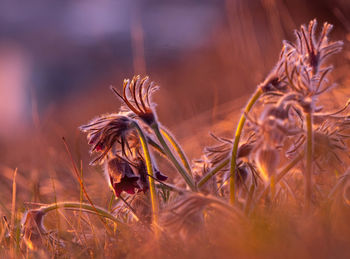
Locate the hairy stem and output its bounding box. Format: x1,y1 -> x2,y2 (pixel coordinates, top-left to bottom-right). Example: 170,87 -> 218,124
229,88 -> 263,204
152,123 -> 196,191
305,112 -> 313,211
197,158 -> 229,188
160,127 -> 192,176
39,202 -> 125,226
147,137 -> 165,155
133,122 -> 159,230
277,153 -> 304,183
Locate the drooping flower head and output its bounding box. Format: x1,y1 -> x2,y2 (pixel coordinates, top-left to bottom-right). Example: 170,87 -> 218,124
111,75 -> 159,126
80,114 -> 133,164
106,156 -> 141,197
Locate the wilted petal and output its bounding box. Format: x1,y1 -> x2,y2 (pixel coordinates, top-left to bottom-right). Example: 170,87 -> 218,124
107,157 -> 140,197
155,169 -> 168,181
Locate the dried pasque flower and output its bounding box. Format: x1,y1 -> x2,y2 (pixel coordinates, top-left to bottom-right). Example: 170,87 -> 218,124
80,114 -> 133,164
111,75 -> 159,126
106,156 -> 141,197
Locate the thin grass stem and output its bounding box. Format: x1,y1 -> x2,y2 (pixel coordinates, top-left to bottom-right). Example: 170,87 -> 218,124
244,184 -> 255,215
62,137 -> 110,229
10,168 -> 17,254
197,158 -> 229,188
147,137 -> 165,155
229,88 -> 263,204
152,123 -> 196,191
39,202 -> 126,227
108,193 -> 116,212
160,127 -> 192,175
49,174 -> 61,243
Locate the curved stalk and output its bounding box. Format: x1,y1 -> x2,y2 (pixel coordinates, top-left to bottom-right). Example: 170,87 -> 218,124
132,122 -> 159,230
160,127 -> 192,176
229,88 -> 263,204
276,153 -> 304,183
39,202 -> 125,226
197,158 -> 229,188
22,202 -> 128,250
152,124 -> 196,191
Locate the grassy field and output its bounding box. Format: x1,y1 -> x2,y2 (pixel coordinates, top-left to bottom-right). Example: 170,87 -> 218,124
1,4 -> 350,258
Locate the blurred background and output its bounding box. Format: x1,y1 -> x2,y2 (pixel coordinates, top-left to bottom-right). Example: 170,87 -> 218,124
0,0 -> 349,203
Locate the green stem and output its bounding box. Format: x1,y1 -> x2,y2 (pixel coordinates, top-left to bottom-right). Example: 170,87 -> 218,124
39,202 -> 125,226
133,122 -> 159,229
197,158 -> 229,188
229,88 -> 263,204
160,127 -> 192,176
147,137 -> 165,155
276,153 -> 303,183
108,193 -> 116,212
152,124 -> 196,191
305,112 -> 313,211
